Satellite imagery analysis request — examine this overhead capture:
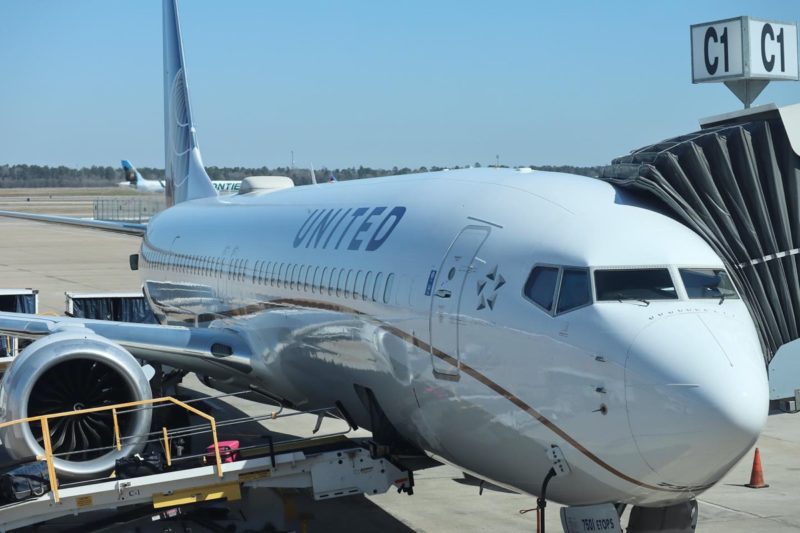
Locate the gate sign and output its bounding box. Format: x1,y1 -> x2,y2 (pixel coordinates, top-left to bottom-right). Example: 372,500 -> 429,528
691,17 -> 799,83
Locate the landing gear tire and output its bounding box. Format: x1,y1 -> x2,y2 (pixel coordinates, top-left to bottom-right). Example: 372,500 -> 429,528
627,499 -> 698,532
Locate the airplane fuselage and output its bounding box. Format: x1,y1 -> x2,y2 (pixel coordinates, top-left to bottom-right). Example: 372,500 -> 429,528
138,168 -> 768,506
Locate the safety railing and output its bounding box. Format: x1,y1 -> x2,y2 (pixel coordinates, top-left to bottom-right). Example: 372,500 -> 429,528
93,197 -> 166,223
0,396 -> 223,503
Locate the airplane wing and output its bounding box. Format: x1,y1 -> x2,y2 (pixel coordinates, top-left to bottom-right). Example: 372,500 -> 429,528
0,210 -> 146,236
0,312 -> 254,379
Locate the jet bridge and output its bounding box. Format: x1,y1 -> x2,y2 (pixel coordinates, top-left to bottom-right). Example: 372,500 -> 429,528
598,103 -> 800,399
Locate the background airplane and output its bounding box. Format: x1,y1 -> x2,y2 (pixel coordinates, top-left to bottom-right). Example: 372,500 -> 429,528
121,159 -> 241,194
120,159 -> 165,193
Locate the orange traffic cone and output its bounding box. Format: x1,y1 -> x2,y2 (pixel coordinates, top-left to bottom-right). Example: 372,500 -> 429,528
745,448 -> 769,489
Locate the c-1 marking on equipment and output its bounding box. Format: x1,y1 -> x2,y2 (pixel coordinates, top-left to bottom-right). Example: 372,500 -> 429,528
690,16 -> 799,108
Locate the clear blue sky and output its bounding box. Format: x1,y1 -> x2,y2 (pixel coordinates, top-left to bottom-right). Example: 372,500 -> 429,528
0,1 -> 797,169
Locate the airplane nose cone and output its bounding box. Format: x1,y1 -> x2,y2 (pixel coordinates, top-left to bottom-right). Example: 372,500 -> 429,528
625,313 -> 768,489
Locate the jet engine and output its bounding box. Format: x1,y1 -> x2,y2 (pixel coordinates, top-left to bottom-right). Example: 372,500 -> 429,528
0,329 -> 152,479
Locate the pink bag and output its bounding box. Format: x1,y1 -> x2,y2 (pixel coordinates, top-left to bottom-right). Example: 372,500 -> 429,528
206,440 -> 240,463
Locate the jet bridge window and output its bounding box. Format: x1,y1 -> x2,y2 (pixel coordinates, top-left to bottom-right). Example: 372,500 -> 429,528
679,268 -> 739,300
595,268 -> 677,301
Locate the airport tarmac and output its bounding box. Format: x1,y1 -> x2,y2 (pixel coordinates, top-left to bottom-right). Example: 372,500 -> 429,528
1,190 -> 799,532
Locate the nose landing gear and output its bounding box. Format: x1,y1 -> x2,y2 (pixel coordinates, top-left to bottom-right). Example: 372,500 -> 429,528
627,500 -> 698,533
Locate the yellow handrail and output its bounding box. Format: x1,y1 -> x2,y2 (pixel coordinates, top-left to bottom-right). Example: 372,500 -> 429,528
0,396 -> 223,503
162,427 -> 172,467
112,408 -> 122,451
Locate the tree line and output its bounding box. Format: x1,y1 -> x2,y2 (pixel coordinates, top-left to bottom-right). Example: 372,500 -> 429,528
0,163 -> 605,188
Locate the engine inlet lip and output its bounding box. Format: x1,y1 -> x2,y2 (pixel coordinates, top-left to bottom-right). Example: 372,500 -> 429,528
1,332 -> 152,480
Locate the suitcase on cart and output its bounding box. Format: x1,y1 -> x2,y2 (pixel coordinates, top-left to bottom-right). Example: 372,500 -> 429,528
115,451 -> 166,479
0,461 -> 50,503
206,440 -> 240,463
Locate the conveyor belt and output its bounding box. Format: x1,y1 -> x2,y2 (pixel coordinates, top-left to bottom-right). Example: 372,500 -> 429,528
0,437 -> 411,532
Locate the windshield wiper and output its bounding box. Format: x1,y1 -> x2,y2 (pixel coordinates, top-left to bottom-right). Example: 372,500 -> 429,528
719,292 -> 726,305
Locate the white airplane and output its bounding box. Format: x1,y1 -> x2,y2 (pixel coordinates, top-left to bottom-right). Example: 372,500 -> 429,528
120,159 -> 166,193
0,0 -> 768,527
121,159 -> 241,194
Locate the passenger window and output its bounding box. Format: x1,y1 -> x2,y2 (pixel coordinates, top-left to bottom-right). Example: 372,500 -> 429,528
305,265 -> 319,292
595,268 -> 677,301
373,272 -> 384,302
363,271 -> 373,301
557,269 -> 591,314
317,267 -> 326,294
354,271 -> 363,299
344,270 -> 353,298
383,273 -> 395,304
336,269 -> 346,297
271,262 -> 279,286
524,266 -> 559,312
278,263 -> 286,287
328,268 -> 337,296
680,268 -> 739,299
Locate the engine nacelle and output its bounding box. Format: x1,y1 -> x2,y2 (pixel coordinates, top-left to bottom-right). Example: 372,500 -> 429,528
0,329 -> 152,479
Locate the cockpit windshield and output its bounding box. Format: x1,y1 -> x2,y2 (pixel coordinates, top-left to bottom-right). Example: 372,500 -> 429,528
594,268 -> 677,301
679,268 -> 739,299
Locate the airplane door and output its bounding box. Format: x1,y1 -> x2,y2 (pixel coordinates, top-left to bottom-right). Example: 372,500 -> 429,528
429,226 -> 490,379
